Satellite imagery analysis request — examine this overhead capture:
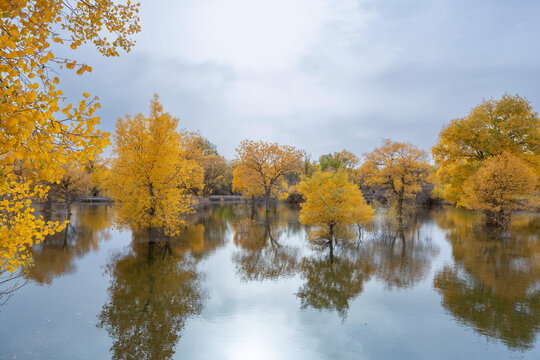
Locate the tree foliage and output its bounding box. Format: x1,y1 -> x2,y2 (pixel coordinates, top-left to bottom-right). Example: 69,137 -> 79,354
0,182 -> 65,273
298,170 -> 373,255
0,0 -> 140,272
432,94 -> 540,224
462,153 -> 537,226
233,140 -> 304,207
201,154 -> 231,196
318,149 -> 359,172
47,163 -> 92,218
106,95 -> 203,236
360,139 -> 430,221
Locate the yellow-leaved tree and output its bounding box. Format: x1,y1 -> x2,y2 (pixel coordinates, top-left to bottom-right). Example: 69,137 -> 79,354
297,170 -> 374,259
1,0 -> 140,273
462,153 -> 537,226
106,95 -> 203,238
233,140 -> 305,210
360,139 -> 430,223
432,94 -> 540,225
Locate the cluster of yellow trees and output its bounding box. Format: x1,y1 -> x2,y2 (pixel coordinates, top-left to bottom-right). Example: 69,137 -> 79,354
1,1 -> 539,274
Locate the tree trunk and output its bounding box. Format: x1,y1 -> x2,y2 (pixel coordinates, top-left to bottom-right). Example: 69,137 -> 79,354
66,198 -> 72,221
397,194 -> 404,229
264,189 -> 271,213
148,183 -> 156,216
147,233 -> 155,264
485,209 -> 510,228
43,196 -> 53,222
328,223 -> 335,263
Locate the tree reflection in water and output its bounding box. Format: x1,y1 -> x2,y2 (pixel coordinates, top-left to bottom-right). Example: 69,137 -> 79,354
230,206 -> 441,319
98,231 -> 205,360
232,205 -> 299,281
365,214 -> 439,290
297,214 -> 439,318
171,205 -> 230,259
433,208 -> 540,351
29,204 -> 113,284
296,243 -> 374,319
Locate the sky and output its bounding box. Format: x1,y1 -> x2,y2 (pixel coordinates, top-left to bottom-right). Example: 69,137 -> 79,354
62,0 -> 540,160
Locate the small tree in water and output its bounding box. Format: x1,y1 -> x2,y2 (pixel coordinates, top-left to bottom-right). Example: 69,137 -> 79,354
297,170 -> 374,260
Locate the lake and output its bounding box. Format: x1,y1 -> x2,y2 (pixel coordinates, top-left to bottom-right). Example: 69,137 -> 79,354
1,203 -> 539,359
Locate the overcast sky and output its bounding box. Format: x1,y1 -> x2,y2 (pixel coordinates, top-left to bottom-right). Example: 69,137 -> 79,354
63,0 -> 540,160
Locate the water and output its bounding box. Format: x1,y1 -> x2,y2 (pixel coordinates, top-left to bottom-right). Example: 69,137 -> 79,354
0,203 -> 539,359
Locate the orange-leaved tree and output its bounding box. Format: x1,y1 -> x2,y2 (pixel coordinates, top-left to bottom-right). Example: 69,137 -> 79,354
0,0 -> 140,273
106,95 -> 203,238
233,140 -> 305,210
360,139 -> 430,223
432,94 -> 540,225
297,170 -> 373,259
462,153 -> 537,226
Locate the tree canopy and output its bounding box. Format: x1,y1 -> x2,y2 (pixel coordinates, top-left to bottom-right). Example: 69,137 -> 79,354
106,95 -> 203,236
233,140 -> 305,208
360,139 -> 430,222
0,0 -> 140,273
432,94 -> 540,225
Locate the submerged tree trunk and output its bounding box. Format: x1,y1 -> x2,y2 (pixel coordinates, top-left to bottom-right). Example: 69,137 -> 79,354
65,198 -> 72,221
264,189 -> 271,213
43,196 -> 53,222
250,201 -> 256,221
147,235 -> 156,264
484,209 -> 510,228
396,194 -> 404,228
328,223 -> 335,263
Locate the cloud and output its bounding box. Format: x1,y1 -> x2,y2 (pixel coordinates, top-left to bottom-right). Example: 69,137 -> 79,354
139,0 -> 373,70
59,0 -> 540,159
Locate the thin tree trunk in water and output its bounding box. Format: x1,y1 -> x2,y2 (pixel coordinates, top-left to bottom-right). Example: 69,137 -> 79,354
265,190 -> 271,213
329,223 -> 335,263
356,224 -> 363,243
43,196 -> 53,222
62,225 -> 69,247
147,240 -> 155,264
399,228 -> 406,257
147,228 -> 156,263
148,227 -> 157,244
66,199 -> 72,221
265,209 -> 270,226
485,209 -> 510,228
397,195 -> 403,227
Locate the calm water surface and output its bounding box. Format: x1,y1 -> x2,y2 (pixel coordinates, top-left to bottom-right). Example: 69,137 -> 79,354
1,203 -> 539,359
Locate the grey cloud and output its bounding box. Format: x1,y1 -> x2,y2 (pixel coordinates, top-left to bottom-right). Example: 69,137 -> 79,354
58,0 -> 540,160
